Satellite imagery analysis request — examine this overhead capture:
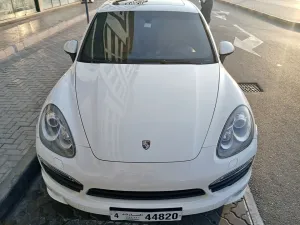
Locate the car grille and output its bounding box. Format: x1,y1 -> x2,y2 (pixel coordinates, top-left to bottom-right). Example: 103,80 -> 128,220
86,188 -> 205,200
208,158 -> 254,192
39,158 -> 83,192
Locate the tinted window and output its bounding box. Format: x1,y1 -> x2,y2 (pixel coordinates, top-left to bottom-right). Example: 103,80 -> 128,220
78,11 -> 215,64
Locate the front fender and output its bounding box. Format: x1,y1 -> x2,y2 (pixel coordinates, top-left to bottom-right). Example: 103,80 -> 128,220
36,64 -> 90,147
203,66 -> 257,148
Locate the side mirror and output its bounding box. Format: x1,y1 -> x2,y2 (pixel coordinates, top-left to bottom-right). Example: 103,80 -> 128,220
219,41 -> 235,63
64,40 -> 78,62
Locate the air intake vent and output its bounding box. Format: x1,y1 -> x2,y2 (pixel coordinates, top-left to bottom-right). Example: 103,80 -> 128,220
40,158 -> 83,192
87,188 -> 205,200
209,158 -> 253,192
238,83 -> 262,92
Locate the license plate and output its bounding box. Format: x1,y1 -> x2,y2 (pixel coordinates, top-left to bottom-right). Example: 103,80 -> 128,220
110,207 -> 182,221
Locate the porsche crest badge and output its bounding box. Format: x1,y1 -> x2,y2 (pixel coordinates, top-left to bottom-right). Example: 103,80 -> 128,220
142,140 -> 151,150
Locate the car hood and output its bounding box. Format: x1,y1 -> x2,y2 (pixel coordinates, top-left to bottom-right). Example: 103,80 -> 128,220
75,62 -> 220,162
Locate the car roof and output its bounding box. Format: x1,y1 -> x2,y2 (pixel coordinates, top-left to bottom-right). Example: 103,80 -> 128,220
97,0 -> 199,13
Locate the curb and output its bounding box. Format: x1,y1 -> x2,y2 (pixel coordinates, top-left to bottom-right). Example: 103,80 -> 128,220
244,186 -> 265,225
0,9 -> 97,62
216,0 -> 300,29
0,148 -> 40,220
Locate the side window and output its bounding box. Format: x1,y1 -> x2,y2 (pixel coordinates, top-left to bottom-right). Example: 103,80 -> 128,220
81,18 -> 97,61
80,13 -> 108,62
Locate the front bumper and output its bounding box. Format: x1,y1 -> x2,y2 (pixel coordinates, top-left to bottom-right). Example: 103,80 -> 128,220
37,137 -> 257,216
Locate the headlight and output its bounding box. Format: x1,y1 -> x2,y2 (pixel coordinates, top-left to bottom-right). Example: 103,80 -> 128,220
39,104 -> 76,158
217,105 -> 254,158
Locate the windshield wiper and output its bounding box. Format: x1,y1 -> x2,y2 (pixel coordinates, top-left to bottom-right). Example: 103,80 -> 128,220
158,59 -> 202,64
126,59 -> 203,64
78,58 -> 206,64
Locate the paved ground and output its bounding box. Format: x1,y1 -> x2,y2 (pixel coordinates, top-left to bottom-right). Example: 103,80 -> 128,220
0,0 -> 101,185
219,0 -> 300,22
0,19 -> 83,184
1,1 -> 300,225
209,2 -> 300,224
0,1 -> 102,49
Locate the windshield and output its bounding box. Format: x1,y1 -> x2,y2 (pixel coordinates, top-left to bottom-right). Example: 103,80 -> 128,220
78,11 -> 216,64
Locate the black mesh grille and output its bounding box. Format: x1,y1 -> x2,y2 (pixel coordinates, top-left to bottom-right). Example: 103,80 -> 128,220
86,188 -> 205,200
209,158 -> 253,192
40,159 -> 83,192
